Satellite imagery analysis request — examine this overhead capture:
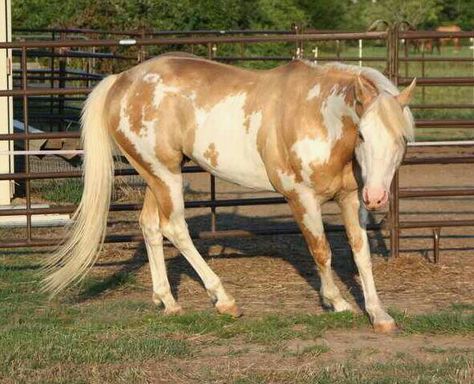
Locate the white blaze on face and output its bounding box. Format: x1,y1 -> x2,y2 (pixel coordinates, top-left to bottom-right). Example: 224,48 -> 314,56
355,99 -> 406,192
192,93 -> 274,191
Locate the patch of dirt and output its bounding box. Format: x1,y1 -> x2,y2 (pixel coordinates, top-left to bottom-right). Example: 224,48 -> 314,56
143,330 -> 474,383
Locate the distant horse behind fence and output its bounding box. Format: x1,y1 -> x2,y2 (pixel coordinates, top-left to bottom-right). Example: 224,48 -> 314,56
436,25 -> 462,52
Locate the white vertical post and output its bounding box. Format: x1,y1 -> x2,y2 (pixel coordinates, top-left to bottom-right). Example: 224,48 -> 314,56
0,0 -> 13,205
312,46 -> 318,65
358,39 -> 363,67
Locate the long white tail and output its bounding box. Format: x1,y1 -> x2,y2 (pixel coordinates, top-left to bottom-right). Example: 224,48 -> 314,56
42,75 -> 117,295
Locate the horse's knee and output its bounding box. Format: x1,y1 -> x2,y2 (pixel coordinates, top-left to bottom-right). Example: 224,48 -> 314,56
160,219 -> 189,246
140,213 -> 163,245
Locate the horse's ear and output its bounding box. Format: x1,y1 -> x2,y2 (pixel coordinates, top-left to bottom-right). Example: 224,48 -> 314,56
354,76 -> 377,107
396,78 -> 416,106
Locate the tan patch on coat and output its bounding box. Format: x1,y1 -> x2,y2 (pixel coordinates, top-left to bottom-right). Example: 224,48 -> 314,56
336,190 -> 364,254
306,233 -> 331,265
307,115 -> 358,197
115,142 -> 175,223
347,230 -> 364,253
284,189 -> 330,266
203,143 -> 219,168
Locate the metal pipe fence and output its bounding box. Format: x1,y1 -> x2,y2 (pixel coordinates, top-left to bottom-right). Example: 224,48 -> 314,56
0,28 -> 473,263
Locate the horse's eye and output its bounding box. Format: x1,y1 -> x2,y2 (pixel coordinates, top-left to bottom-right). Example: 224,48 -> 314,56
358,132 -> 364,142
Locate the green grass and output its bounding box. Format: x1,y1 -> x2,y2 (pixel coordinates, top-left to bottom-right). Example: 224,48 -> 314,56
1,254 -> 474,382
286,343 -> 330,357
35,178 -> 83,204
239,354 -> 474,384
391,308 -> 474,334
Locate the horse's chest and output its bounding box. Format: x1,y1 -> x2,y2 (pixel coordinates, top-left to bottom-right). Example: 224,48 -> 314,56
190,94 -> 274,191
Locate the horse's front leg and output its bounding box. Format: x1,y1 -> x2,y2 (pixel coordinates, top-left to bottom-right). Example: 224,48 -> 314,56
337,190 -> 397,332
287,188 -> 353,313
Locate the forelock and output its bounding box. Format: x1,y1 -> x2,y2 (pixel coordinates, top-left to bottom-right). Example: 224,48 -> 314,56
372,94 -> 415,142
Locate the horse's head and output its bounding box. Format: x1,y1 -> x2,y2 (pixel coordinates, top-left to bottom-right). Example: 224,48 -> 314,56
354,77 -> 416,210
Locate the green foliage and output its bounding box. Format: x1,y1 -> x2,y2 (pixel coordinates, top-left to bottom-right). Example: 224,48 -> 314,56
12,0 -> 471,36
12,0 -> 306,31
360,0 -> 442,28
297,0 -> 350,30
437,0 -> 474,30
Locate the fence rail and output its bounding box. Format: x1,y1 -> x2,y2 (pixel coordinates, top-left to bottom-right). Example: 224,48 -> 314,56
1,27 -> 473,262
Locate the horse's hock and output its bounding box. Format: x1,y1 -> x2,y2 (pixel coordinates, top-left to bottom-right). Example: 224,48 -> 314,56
0,27 -> 473,265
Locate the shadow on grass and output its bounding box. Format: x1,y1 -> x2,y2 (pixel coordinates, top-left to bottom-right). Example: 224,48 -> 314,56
74,242 -> 148,302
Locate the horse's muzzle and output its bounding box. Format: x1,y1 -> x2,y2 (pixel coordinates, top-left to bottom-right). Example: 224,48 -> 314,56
363,186 -> 389,210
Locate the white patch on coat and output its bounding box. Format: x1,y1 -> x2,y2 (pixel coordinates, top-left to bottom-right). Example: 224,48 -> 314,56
247,111 -> 262,134
291,137 -> 331,185
152,79 -> 180,108
143,73 -> 160,83
321,89 -> 358,143
192,93 -> 273,191
276,169 -> 296,192
297,185 -> 324,236
306,84 -> 321,100
276,169 -> 324,236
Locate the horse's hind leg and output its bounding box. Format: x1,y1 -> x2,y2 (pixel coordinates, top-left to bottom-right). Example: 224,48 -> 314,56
151,171 -> 241,317
140,187 -> 182,314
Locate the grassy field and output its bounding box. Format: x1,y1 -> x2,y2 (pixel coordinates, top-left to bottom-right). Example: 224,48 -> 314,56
1,252 -> 473,383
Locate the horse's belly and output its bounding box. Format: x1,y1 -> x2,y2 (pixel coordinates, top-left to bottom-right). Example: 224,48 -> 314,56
190,93 -> 274,191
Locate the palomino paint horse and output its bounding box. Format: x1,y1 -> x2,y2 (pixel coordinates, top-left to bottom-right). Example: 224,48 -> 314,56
43,54 -> 416,332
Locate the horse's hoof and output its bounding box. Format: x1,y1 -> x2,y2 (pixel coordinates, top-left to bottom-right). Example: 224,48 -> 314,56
164,305 -> 184,316
216,302 -> 243,318
373,320 -> 399,333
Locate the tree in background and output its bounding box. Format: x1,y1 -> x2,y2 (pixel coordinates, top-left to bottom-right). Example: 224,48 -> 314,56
360,0 -> 441,28
437,0 -> 474,30
297,0 -> 350,30
12,0 -> 470,33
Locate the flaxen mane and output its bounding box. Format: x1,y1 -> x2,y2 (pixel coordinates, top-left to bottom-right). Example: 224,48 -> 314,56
301,60 -> 415,141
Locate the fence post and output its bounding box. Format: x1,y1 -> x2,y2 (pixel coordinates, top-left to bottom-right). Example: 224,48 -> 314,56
58,32 -> 66,131
388,25 -> 400,258
0,0 -> 13,206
